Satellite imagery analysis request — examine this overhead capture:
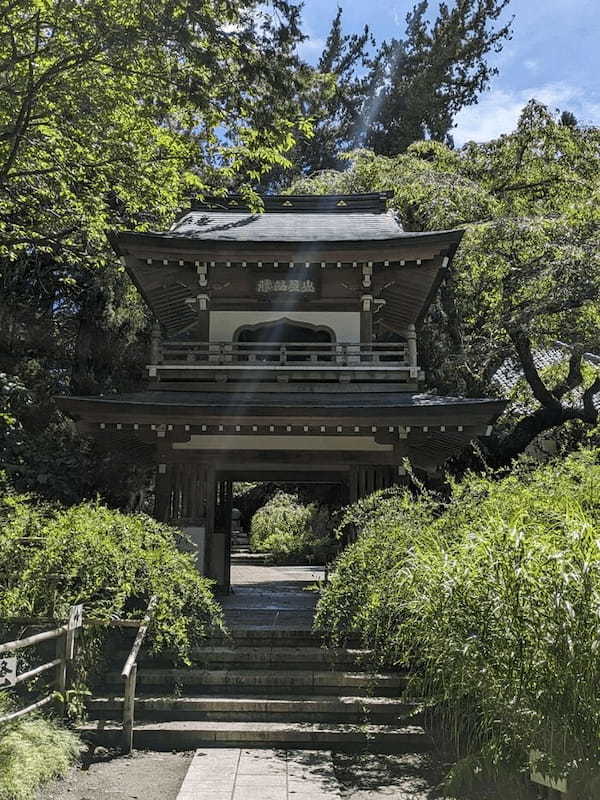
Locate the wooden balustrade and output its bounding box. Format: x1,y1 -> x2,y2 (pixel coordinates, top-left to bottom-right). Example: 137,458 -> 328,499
156,340 -> 412,367
1,601 -> 156,754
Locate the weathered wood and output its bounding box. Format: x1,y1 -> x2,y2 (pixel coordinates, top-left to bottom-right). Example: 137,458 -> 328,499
54,631 -> 67,714
15,657 -> 62,686
122,663 -> 137,754
0,625 -> 66,654
121,596 -> 158,681
0,695 -> 54,724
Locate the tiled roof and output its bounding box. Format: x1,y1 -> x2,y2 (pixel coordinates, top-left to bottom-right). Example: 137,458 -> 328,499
165,209 -> 414,243
61,391 -> 504,410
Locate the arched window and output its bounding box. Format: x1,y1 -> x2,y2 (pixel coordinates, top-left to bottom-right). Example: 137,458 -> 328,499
234,319 -> 335,362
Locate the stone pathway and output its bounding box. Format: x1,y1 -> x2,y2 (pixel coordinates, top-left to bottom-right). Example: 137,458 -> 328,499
176,748 -> 339,800
221,563 -> 325,630
175,748 -> 447,800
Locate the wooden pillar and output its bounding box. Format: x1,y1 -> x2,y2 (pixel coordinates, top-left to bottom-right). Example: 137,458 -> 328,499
207,467 -> 228,587
223,480 -> 233,592
154,463 -> 171,522
407,324 -> 417,367
197,293 -> 210,341
349,467 -> 359,505
360,295 -> 373,344
150,321 -> 161,363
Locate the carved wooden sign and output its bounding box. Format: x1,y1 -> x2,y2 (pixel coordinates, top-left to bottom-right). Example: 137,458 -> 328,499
256,278 -> 317,295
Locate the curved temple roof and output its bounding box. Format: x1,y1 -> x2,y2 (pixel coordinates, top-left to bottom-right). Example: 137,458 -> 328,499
167,209 -> 412,243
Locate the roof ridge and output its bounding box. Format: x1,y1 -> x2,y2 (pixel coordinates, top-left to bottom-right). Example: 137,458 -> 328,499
189,193 -> 393,214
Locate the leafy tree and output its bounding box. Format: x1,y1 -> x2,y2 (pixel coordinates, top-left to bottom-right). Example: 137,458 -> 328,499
361,0 -> 513,155
293,8 -> 371,175
289,102 -> 600,465
292,0 -> 512,174
0,0 -> 308,499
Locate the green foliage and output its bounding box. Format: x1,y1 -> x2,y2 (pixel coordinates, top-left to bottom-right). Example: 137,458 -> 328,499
361,0 -> 513,156
290,104 -> 600,462
285,1 -> 512,175
0,0 -> 308,502
316,450 -> 600,793
0,695 -> 80,800
250,491 -> 334,565
0,492 -> 223,659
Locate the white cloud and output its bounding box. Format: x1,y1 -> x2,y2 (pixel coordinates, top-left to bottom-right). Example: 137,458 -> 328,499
453,81 -> 600,145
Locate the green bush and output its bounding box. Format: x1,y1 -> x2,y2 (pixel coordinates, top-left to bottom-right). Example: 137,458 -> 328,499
250,491 -> 334,565
0,695 -> 80,800
0,492 -> 223,660
316,450 -> 600,795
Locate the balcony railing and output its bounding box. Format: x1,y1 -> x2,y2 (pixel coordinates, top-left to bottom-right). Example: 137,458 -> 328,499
156,340 -> 412,367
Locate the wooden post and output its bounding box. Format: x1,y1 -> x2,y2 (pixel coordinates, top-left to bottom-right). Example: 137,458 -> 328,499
205,466 -> 217,581
54,633 -> 67,715
154,464 -> 171,522
122,663 -> 137,753
150,322 -> 161,363
407,324 -> 417,367
360,295 -> 373,345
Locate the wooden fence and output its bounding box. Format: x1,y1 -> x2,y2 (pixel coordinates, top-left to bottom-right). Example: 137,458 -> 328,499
0,597 -> 157,753
0,605 -> 82,723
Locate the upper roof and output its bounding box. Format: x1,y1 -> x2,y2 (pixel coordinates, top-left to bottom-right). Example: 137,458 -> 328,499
108,193 -> 465,336
159,193 -> 417,244
168,208 -> 410,243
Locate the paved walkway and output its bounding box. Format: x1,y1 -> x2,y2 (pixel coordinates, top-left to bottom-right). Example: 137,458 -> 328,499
177,748 -> 339,800
176,748 -> 447,800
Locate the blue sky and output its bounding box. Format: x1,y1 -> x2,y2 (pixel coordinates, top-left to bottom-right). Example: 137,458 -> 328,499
298,0 -> 600,145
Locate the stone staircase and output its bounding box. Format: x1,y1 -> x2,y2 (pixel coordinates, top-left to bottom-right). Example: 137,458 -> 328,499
230,529 -> 270,566
80,629 -> 429,752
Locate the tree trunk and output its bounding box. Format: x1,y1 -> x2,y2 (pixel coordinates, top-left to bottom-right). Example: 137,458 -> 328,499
486,405 -> 581,467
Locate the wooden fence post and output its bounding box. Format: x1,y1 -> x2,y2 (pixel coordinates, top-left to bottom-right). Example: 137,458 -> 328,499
122,663 -> 137,753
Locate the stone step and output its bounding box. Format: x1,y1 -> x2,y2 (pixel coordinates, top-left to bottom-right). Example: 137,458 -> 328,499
77,719 -> 431,752
101,668 -> 407,696
230,553 -> 271,565
221,609 -> 316,631
110,646 -> 371,671
87,694 -> 421,724
202,630 -> 333,648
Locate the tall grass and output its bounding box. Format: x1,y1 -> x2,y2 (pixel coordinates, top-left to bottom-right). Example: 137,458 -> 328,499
0,696 -> 80,800
315,450 -> 600,794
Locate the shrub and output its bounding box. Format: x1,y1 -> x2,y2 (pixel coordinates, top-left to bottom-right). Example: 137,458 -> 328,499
0,695 -> 80,800
315,450 -> 600,795
250,491 -> 334,564
0,492 -> 223,660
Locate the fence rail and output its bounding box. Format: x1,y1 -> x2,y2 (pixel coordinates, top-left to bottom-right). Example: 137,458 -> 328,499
1,602 -> 153,752
156,340 -> 412,367
0,606 -> 81,724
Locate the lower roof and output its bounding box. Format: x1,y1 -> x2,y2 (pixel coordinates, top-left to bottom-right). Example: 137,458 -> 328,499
57,390 -> 506,420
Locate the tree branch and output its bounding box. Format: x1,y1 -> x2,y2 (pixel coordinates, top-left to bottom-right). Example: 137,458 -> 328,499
582,373 -> 600,421
552,349 -> 584,400
507,327 -> 561,409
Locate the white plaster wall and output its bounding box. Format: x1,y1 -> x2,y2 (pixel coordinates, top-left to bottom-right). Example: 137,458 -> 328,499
209,311 -> 360,342
180,524 -> 206,575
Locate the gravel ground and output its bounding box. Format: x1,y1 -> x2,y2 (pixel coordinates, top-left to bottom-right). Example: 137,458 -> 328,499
37,749 -> 193,800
